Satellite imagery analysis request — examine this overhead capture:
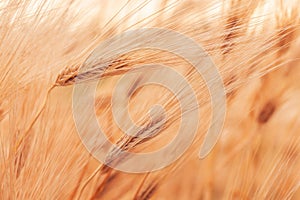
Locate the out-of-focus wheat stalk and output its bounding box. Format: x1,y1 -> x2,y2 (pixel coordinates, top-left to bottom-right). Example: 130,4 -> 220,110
1,0 -> 300,199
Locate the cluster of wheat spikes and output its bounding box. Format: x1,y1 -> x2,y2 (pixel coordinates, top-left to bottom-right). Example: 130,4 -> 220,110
1,0 -> 300,199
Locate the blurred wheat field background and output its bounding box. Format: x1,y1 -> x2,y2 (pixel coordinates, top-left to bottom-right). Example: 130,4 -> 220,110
1,0 -> 300,199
